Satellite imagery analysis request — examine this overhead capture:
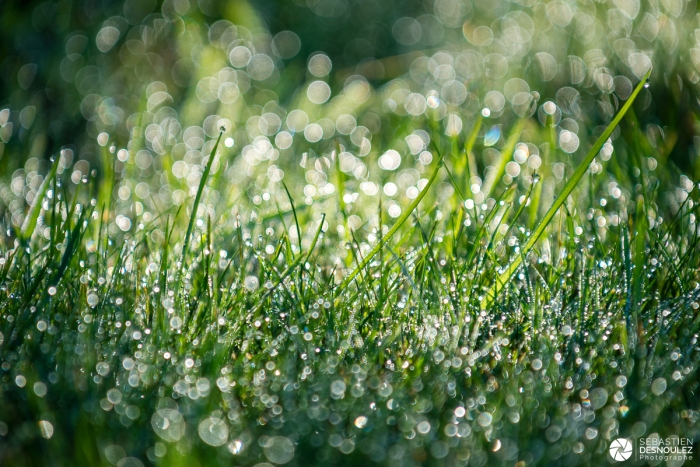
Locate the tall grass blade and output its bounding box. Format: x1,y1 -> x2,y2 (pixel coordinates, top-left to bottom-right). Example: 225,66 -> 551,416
20,154 -> 60,243
254,213 -> 326,313
334,150 -> 444,299
483,119 -> 525,200
481,68 -> 652,309
282,181 -> 302,252
180,128 -> 224,272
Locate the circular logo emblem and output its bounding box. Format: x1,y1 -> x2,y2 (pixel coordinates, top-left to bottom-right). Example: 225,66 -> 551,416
610,438 -> 633,461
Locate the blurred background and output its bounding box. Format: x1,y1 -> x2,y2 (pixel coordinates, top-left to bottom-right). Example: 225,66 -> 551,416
0,0 -> 699,238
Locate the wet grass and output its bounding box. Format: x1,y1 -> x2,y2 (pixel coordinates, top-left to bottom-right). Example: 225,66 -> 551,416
0,68 -> 699,467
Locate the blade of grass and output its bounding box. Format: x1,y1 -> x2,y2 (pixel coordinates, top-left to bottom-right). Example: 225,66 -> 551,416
20,154 -> 60,243
334,149 -> 445,300
98,143 -> 114,226
253,213 -> 326,314
463,114 -> 483,187
282,181 -> 303,253
483,119 -> 525,201
480,68 -> 652,309
178,127 -> 224,291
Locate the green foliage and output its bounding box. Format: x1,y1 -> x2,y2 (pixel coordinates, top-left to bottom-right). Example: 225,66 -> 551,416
482,69 -> 652,309
0,1 -> 700,466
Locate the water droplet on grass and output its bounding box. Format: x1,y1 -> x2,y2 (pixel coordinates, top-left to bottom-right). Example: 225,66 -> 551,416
354,415 -> 368,428
543,101 -> 557,115
484,126 -> 500,146
590,388 -> 608,410
33,382 -> 47,397
198,417 -> 228,446
107,388 -> 122,404
104,445 -> 126,464
417,420 -> 432,433
263,436 -> 295,464
651,378 -> 667,396
244,276 -> 259,291
170,317 -> 182,329
15,375 -> 26,387
38,421 -> 53,439
477,411 -> 493,427
96,362 -> 110,376
331,380 -> 346,396
151,409 -> 185,442
117,458 -> 144,467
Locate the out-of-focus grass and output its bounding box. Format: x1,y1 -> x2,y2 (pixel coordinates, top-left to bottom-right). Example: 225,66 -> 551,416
0,0 -> 700,466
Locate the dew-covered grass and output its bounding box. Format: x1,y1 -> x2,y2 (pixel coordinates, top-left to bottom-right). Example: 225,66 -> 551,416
1,103 -> 699,465
1,0 -> 700,466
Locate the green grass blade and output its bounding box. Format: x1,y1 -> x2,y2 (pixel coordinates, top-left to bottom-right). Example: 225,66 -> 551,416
181,128 -> 224,269
254,213 -> 326,313
483,119 -> 525,201
480,68 -> 652,309
303,213 -> 326,266
334,150 -> 444,299
282,181 -> 303,253
20,154 -> 60,243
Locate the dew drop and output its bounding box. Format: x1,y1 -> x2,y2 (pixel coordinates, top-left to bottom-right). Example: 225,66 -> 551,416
33,382 -> 47,397
354,415 -> 368,428
590,388 -> 609,410
198,417 -> 228,446
244,276 -> 259,291
151,409 -> 185,442
651,378 -> 667,396
104,445 -> 126,465
87,293 -> 99,307
263,436 -> 295,464
543,101 -> 557,115
417,420 -> 432,433
38,420 -> 53,439
107,388 -> 122,404
331,380 -> 346,396
477,412 -> 492,427
96,362 -> 111,376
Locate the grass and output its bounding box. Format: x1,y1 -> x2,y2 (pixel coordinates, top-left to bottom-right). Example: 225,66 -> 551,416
481,69 -> 652,309
1,2 -> 700,466
1,75 -> 699,466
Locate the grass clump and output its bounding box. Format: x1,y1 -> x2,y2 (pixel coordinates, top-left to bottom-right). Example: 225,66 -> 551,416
1,83 -> 699,466
1,1 -> 700,466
